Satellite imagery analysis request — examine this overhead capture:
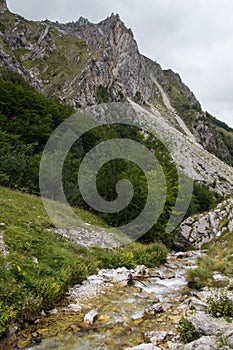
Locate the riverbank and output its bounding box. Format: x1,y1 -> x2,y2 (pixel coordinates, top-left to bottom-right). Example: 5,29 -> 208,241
0,186 -> 168,346
3,249 -> 233,349
2,250 -> 206,350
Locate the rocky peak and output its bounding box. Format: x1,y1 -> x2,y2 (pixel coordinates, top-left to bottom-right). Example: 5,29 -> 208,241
0,0 -> 8,14
99,13 -> 135,48
75,16 -> 90,27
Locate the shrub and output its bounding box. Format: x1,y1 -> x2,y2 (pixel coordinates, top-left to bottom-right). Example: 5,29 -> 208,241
177,317 -> 198,343
186,266 -> 213,289
208,293 -> 233,318
92,242 -> 168,270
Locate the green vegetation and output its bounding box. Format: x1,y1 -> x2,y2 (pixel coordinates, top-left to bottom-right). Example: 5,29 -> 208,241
0,70 -> 224,247
208,293 -> 233,319
62,124 -> 181,246
177,294 -> 233,345
177,317 -> 198,343
186,182 -> 222,217
92,242 -> 167,269
96,84 -> 110,103
186,227 -> 233,289
164,75 -> 200,131
0,69 -> 180,245
0,186 -> 168,337
0,21 -> 6,32
0,69 -> 74,195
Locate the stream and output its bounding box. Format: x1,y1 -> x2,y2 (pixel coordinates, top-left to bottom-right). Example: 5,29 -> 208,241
17,251 -> 203,350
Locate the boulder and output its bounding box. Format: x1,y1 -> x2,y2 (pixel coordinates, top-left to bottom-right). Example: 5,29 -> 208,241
184,336 -> 218,350
84,309 -> 98,325
187,312 -> 233,337
144,331 -> 168,343
62,303 -> 83,313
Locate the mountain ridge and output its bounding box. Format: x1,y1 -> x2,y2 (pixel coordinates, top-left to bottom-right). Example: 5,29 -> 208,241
0,3 -> 233,193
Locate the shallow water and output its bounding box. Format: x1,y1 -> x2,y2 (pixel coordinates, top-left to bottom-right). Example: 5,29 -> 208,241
23,252 -> 200,350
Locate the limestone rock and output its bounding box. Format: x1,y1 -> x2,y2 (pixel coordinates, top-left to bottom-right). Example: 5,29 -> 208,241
124,344 -> 159,350
0,0 -> 7,14
144,331 -> 168,343
174,198 -> 233,250
62,303 -> 83,313
184,336 -> 218,350
187,312 -> 233,337
84,309 -> 98,325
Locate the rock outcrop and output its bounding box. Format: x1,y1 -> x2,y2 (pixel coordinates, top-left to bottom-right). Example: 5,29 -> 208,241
174,198 -> 233,250
0,0 -> 8,14
0,7 -> 232,193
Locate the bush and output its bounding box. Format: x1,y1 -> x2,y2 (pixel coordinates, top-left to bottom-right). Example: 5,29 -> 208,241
186,266 -> 213,289
208,293 -> 233,318
177,317 -> 198,343
92,242 -> 168,270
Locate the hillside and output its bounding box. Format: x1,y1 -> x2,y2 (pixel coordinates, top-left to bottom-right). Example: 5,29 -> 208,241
1,1 -> 233,348
0,0 -> 232,168
0,0 -> 232,243
0,186 -> 168,338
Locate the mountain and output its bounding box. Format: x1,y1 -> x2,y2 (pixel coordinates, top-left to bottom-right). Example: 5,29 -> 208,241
0,0 -> 233,197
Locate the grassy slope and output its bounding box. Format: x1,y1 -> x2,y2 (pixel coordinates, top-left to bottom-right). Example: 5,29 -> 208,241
186,227 -> 233,289
0,186 -> 167,336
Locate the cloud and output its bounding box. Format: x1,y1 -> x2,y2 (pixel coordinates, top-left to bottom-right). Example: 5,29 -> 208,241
7,0 -> 233,127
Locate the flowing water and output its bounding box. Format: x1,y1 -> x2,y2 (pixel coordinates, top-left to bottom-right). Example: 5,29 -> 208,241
19,251 -> 202,350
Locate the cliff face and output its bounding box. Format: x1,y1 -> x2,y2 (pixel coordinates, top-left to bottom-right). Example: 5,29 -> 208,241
0,4 -> 233,193
0,0 -> 7,14
174,198 -> 233,250
0,8 -> 197,111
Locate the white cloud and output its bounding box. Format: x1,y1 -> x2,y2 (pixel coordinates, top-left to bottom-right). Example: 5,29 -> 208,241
7,0 -> 233,127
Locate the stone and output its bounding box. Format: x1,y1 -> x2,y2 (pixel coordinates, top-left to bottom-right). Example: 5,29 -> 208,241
0,232 -> 8,257
228,220 -> 233,232
62,303 -> 83,313
184,336 -> 218,350
0,0 -> 7,14
84,309 -> 98,325
144,331 -> 168,343
32,256 -> 39,264
134,265 -> 149,276
188,297 -> 208,311
124,344 -> 158,350
213,273 -> 229,283
31,332 -> 38,338
228,335 -> 233,348
144,303 -> 164,316
48,308 -> 58,315
187,312 -> 233,337
174,198 -> 233,249
167,341 -> 184,350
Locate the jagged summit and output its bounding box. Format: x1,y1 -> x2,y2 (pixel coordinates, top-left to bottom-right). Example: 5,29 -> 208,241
0,8 -> 232,181
101,12 -> 121,23
0,0 -> 8,14
75,16 -> 90,26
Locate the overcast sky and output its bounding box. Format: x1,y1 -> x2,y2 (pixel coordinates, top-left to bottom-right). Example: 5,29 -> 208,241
7,0 -> 233,127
